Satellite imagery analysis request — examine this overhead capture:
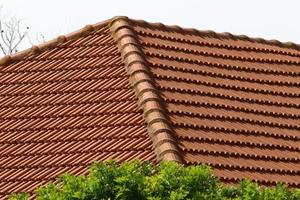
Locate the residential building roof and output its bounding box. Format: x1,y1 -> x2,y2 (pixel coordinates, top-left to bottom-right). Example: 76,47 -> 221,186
0,16 -> 300,198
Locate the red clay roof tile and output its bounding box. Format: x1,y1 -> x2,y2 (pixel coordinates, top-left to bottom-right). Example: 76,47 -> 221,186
0,16 -> 300,198
0,18 -> 155,198
128,17 -> 300,187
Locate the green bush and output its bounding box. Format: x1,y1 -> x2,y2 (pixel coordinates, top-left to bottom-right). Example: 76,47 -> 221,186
9,160 -> 300,200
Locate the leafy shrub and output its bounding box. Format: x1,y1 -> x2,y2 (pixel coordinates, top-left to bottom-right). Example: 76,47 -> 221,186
9,160 -> 300,200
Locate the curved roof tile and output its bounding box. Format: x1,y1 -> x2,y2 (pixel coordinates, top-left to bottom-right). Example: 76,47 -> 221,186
0,16 -> 300,198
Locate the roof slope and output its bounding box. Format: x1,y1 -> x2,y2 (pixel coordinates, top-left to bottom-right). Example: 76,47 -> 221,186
0,19 -> 158,198
0,16 -> 300,197
127,18 -> 300,186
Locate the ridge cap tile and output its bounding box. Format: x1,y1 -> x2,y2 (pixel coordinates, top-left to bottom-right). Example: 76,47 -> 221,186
0,19 -> 111,66
109,16 -> 183,163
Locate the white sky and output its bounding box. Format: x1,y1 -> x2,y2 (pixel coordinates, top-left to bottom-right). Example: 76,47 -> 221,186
0,0 -> 299,51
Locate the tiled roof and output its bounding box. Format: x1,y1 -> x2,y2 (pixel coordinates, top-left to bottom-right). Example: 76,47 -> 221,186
128,18 -> 300,187
0,19 -> 157,198
1,16 -> 300,197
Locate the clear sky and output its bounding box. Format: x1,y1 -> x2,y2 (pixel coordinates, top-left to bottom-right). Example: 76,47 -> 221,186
0,0 -> 299,51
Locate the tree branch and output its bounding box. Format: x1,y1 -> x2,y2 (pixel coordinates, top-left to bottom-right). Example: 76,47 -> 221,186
0,11 -> 29,55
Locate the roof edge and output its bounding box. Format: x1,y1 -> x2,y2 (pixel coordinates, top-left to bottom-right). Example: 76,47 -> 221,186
131,19 -> 300,51
109,16 -> 183,163
0,19 -> 111,66
2,16 -> 300,67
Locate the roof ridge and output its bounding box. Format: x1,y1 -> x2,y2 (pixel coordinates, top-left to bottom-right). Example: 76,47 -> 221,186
0,19 -> 111,66
131,18 -> 300,52
109,16 -> 183,163
2,16 -> 299,67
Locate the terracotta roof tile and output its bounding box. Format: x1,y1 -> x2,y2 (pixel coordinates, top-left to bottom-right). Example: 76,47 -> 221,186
129,17 -> 300,187
0,16 -> 300,197
0,18 -> 156,198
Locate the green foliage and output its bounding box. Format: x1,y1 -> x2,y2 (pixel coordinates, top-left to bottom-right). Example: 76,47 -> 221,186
9,160 -> 300,200
8,193 -> 29,200
143,162 -> 218,200
219,180 -> 300,200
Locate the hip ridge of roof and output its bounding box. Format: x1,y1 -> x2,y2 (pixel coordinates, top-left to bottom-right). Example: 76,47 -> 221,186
109,16 -> 183,163
0,19 -> 111,66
